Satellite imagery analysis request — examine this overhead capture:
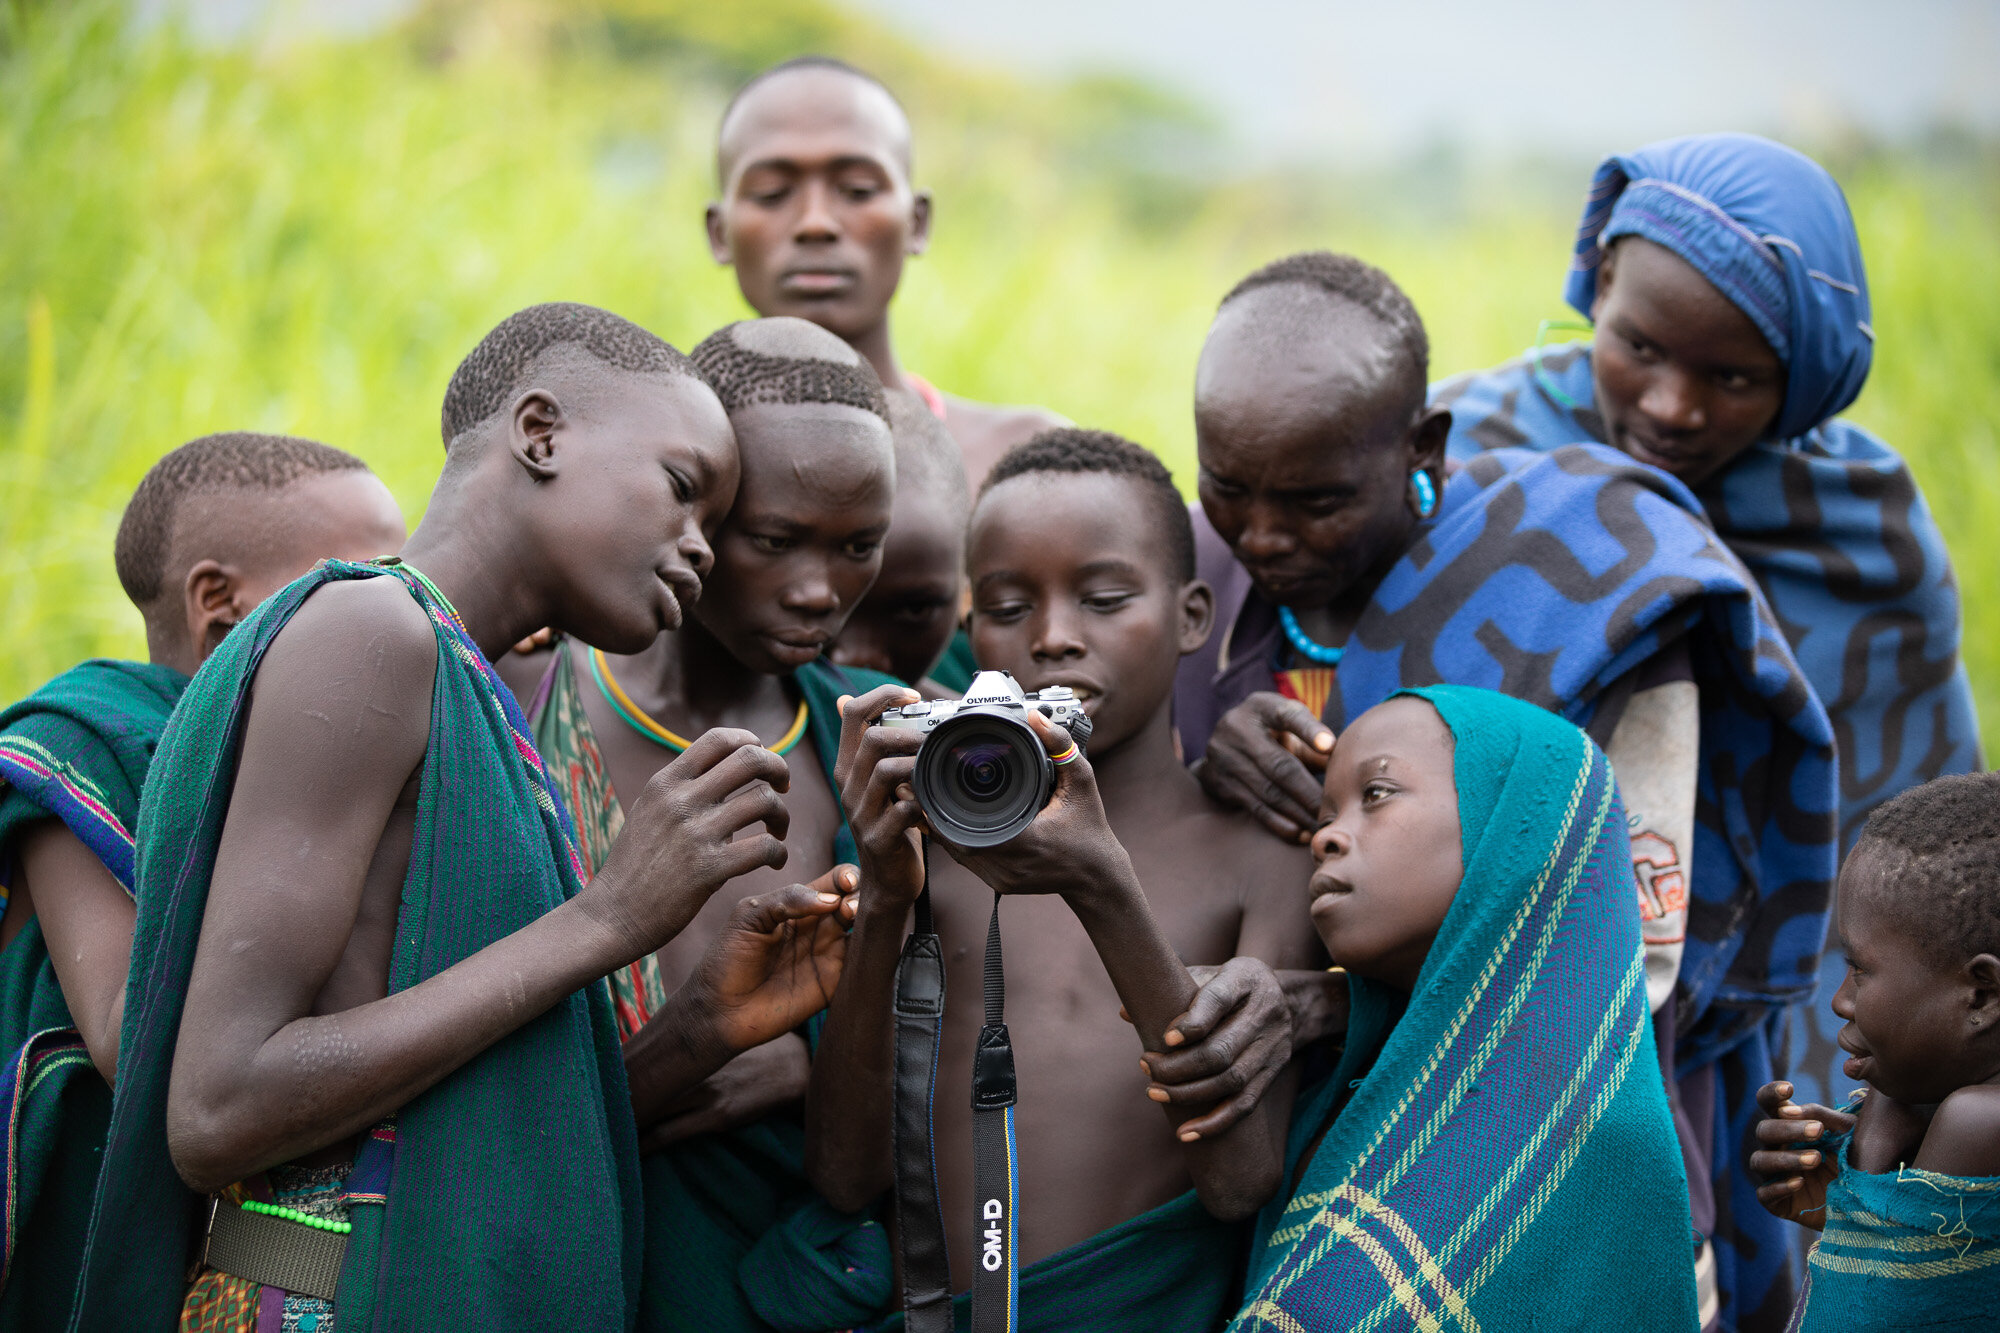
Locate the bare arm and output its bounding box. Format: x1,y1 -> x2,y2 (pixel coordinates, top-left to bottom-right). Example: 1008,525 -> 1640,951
804,685 -> 927,1213
945,713 -> 1285,1221
1914,1085 -> 2000,1178
1602,677 -> 1698,1015
18,821 -> 135,1082
168,581 -> 792,1193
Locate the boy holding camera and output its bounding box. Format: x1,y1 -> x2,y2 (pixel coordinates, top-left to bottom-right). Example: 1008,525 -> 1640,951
813,429 -> 1319,1330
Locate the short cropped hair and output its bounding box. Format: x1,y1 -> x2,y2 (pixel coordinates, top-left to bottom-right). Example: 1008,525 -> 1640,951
982,428 -> 1194,582
1221,251 -> 1430,402
115,432 -> 369,606
885,388 -> 968,517
718,56 -> 910,175
1859,771 -> 2000,963
690,318 -> 890,424
440,302 -> 696,449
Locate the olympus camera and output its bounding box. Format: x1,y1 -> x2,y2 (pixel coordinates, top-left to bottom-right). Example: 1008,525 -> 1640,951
874,670 -> 1094,847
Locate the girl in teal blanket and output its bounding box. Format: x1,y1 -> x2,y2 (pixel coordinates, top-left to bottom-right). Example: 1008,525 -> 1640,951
1235,685 -> 1697,1331
1751,771 -> 2000,1331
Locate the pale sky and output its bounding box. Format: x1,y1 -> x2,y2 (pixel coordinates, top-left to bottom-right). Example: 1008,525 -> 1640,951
849,0 -> 2000,165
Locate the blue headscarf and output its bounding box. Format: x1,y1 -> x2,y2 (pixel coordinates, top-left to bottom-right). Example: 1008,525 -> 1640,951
1564,132 -> 1873,441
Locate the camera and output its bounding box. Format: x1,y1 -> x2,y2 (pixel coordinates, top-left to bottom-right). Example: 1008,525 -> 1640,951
874,670 -> 1094,848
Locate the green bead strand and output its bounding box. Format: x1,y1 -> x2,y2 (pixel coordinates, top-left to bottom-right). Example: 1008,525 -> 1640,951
240,1198 -> 354,1235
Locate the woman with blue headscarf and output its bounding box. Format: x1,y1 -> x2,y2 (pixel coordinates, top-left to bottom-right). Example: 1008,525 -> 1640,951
1436,132 -> 1982,1333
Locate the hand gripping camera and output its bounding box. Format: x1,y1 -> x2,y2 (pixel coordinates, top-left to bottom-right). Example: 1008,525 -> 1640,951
874,670 -> 1093,847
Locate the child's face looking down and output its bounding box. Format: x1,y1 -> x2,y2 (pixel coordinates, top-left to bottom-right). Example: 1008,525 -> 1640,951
1309,697 -> 1462,992
1193,289 -> 1430,614
709,66 -> 928,346
693,401 -> 895,674
964,470 -> 1211,757
545,373 -> 739,654
829,488 -> 963,685
1589,237 -> 1786,486
1831,838 -> 1993,1104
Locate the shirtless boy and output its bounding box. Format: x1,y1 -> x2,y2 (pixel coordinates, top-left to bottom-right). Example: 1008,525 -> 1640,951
0,433 -> 404,1329
829,387 -> 972,692
707,56 -> 1063,488
816,429 -> 1319,1330
1752,771 -> 2000,1329
68,304 -> 859,1329
495,315 -> 903,1330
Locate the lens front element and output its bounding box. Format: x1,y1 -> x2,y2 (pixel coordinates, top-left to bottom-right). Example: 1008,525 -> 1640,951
911,711 -> 1053,848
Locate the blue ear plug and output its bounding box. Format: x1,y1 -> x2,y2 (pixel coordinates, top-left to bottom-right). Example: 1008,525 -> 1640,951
1412,469 -> 1438,519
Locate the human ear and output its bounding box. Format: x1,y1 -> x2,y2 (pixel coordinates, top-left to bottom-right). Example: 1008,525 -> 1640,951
907,191 -> 933,256
1405,406 -> 1451,520
705,201 -> 731,265
1408,405 -> 1451,472
1966,954 -> 2000,1029
182,559 -> 244,664
1177,579 -> 1215,657
509,389 -> 563,482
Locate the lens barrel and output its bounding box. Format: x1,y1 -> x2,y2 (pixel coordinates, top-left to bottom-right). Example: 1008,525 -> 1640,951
909,708 -> 1054,848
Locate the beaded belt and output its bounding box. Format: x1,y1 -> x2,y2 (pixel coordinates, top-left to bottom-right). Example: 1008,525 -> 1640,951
199,1198 -> 350,1301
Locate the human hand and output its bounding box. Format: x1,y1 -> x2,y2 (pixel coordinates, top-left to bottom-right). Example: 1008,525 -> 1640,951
588,728 -> 791,957
1750,1080 -> 1857,1230
833,685 -> 927,908
1193,693 -> 1333,845
1132,958 -> 1294,1142
511,626 -> 554,655
640,1031 -> 813,1152
1277,968 -> 1350,1048
933,710 -> 1127,903
680,868 -> 858,1058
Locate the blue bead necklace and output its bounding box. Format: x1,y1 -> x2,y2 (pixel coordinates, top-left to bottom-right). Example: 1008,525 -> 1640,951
1278,605 -> 1345,666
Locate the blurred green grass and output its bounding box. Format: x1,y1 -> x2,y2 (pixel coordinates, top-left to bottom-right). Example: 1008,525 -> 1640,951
2,0 -> 1994,740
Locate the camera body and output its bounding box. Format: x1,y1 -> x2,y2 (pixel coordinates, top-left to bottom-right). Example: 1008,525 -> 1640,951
875,670 -> 1094,847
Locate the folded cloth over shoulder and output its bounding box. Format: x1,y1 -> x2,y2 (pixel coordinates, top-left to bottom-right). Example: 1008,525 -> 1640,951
1788,1139 -> 2000,1332
66,560 -> 643,1332
0,659 -> 186,1331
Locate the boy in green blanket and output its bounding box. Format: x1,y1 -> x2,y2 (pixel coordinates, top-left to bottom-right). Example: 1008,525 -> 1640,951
1751,771 -> 2000,1330
829,387 -> 973,693
69,304 -> 864,1331
821,429 -> 1320,1330
501,314 -> 905,1330
707,56 -> 1063,489
0,432 -> 404,1329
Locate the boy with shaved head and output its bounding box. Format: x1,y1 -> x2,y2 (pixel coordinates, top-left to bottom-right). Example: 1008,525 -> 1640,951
505,314 -> 904,1331
707,55 -> 1064,489
814,429 -> 1319,1332
67,304 -> 861,1330
0,432 -> 404,1329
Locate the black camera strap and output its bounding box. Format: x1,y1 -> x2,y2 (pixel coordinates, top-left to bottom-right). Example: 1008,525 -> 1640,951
891,844 -> 1022,1332
893,844 -> 952,1333
969,892 -> 1019,1333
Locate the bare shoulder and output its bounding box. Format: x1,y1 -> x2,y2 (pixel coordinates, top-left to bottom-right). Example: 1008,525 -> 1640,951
1185,796 -> 1313,883
941,397 -> 1071,482
1915,1084 -> 2000,1178
244,577 -> 438,769
259,577 -> 434,683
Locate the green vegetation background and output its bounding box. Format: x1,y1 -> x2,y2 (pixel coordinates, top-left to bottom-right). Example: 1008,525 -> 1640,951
4,0 -> 1995,738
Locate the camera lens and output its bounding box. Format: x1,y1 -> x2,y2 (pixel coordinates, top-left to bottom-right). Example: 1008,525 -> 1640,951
949,740 -> 1013,803
911,711 -> 1054,848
